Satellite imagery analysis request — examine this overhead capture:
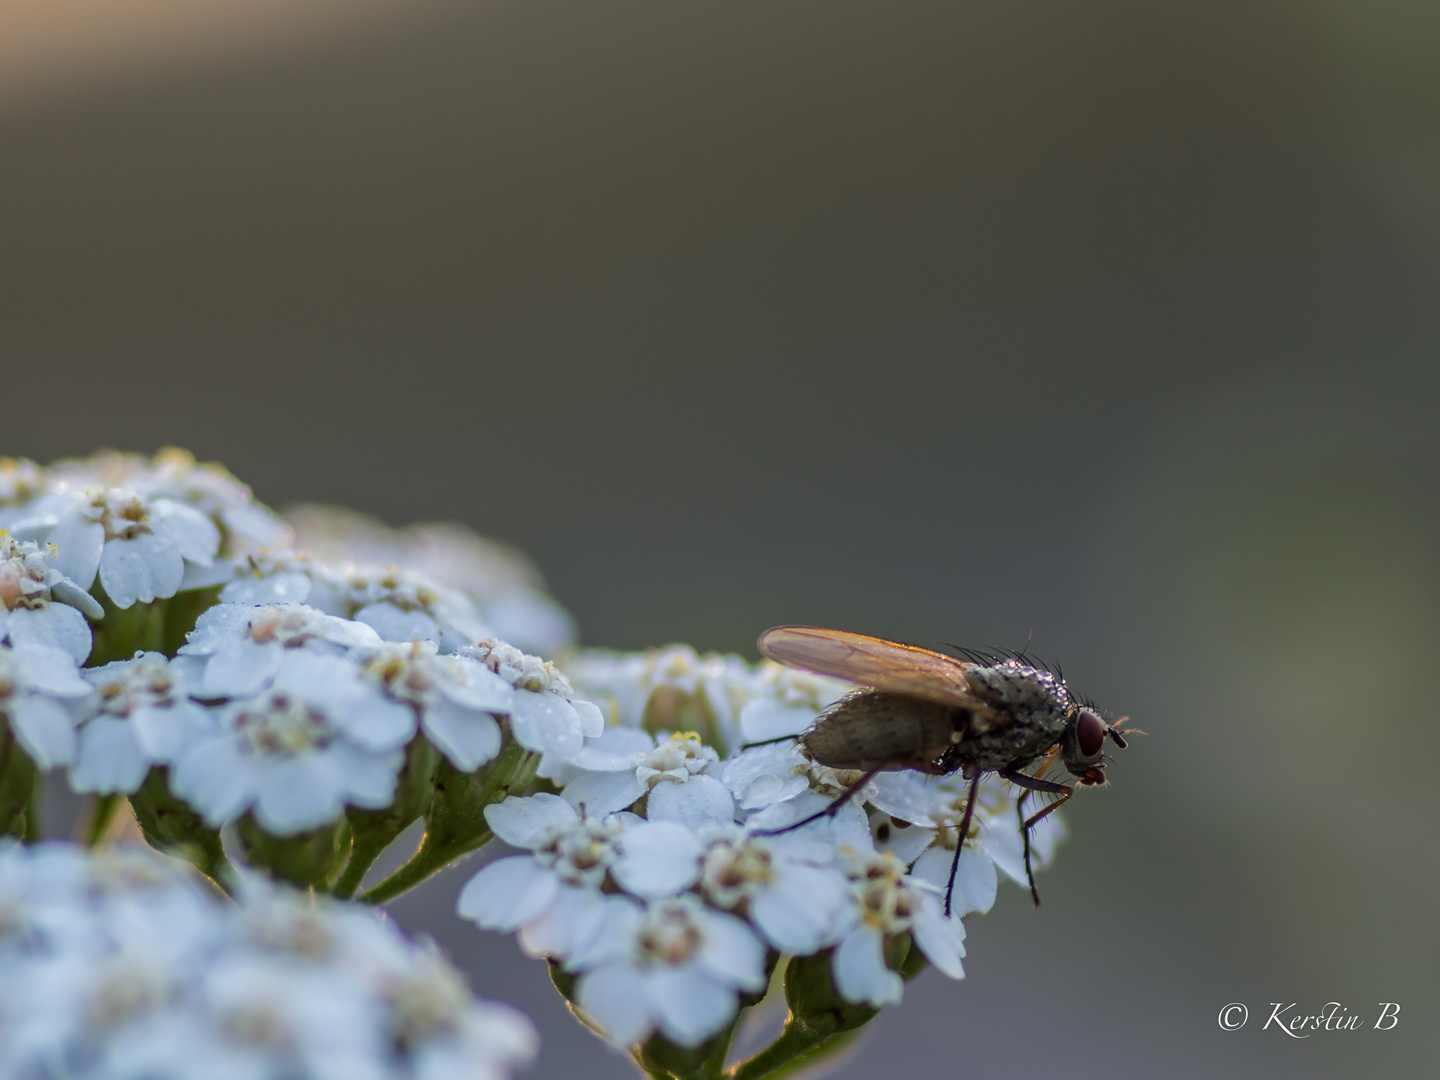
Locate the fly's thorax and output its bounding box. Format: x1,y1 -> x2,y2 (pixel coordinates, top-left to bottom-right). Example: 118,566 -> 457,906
961,661 -> 1071,734
798,689 -> 962,772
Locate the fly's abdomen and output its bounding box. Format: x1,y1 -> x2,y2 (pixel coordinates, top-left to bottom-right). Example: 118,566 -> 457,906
798,690 -> 960,771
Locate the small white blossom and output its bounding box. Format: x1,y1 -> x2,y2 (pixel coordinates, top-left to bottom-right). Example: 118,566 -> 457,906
358,640 -> 515,771
459,639 -> 603,762
0,641 -> 92,769
696,830 -> 851,954
170,651 -> 413,834
560,731 -> 736,828
457,794 -> 702,962
179,602 -> 385,698
305,561 -> 492,654
0,531 -> 103,663
570,893 -> 767,1048
0,842 -> 538,1080
68,653 -> 214,795
51,448 -> 292,558
866,771 -> 1064,906
829,850 -> 966,1008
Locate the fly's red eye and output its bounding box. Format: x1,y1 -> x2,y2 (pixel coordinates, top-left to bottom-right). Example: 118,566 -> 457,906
1076,709 -> 1105,758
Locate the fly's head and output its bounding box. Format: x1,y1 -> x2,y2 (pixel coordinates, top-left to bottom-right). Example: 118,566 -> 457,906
1059,705 -> 1129,786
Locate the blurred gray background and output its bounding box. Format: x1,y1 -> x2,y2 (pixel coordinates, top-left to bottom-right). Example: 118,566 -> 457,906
6,1 -> 1439,1076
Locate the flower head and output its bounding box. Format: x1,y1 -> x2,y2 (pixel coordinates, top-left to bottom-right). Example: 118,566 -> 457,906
69,652 -> 213,795
170,651 -> 413,834
0,532 -> 103,663
0,640 -> 92,771
570,893 -> 767,1048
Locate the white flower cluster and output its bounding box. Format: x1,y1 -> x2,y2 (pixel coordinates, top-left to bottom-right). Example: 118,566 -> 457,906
0,450 -> 289,610
457,649 -> 1067,1050
3,602 -> 597,839
163,615 -> 599,835
0,842 -> 537,1080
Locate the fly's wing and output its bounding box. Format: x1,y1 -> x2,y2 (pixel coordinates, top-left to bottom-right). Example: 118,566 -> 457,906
758,626 -> 991,712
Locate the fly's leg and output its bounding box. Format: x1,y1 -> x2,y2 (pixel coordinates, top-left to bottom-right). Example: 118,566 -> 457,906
1000,768 -> 1072,908
942,775 -> 982,918
752,766 -> 882,837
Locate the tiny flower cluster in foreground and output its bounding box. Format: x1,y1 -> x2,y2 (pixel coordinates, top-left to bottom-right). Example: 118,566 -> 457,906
0,842 -> 537,1080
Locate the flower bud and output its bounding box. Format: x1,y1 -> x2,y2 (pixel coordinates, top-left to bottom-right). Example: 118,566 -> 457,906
237,812 -> 347,889
126,766 -> 231,885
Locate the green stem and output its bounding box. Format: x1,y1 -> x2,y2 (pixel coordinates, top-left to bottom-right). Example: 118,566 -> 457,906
726,1020 -> 820,1080
331,830 -> 390,900
359,827 -> 492,905
21,778 -> 41,843
82,793 -> 122,847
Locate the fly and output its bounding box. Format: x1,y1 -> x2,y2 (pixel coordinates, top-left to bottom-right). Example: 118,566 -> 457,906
752,625 -> 1129,915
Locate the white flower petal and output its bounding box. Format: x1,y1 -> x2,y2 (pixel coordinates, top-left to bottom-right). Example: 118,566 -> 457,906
568,726 -> 654,771
48,518 -> 105,590
483,793 -> 577,848
422,698 -> 501,771
13,643 -> 91,697
612,822 -> 703,898
149,499 -> 221,565
5,604 -> 92,664
333,742 -> 405,809
519,885 -> 617,962
178,557 -> 238,590
70,718 -> 150,794
737,700 -> 815,743
572,698 -> 605,738
652,965 -> 738,1046
329,692 -> 416,754
437,658 -> 515,712
562,895 -> 644,969
179,602 -> 253,655
201,639 -> 282,698
646,774 -> 735,829
868,772 -> 946,826
978,813 -> 1027,885
912,845 -> 997,917
130,702 -> 215,764
576,964 -> 653,1047
721,742 -> 809,809
562,770 -> 646,817
8,694 -> 78,768
48,579 -> 105,620
172,738 -> 258,825
99,534 -> 185,607
507,691 -> 583,759
751,864 -> 849,954
221,571 -> 312,606
355,602 -> 441,645
910,894 -> 966,980
872,814 -> 937,865
695,910 -> 767,990
457,856 -> 560,930
833,926 -> 902,1007
252,753 -> 350,833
